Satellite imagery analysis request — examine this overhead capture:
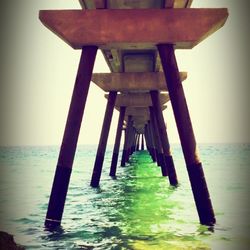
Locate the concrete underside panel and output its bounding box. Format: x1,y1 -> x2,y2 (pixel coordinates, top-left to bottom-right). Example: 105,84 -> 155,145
92,72 -> 187,91
39,9 -> 228,50
78,0 -> 194,72
106,93 -> 169,107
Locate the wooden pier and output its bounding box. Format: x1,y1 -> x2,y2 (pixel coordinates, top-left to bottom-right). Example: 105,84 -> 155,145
40,0 -> 228,228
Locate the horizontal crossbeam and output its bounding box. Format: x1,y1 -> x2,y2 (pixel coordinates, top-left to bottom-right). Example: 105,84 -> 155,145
105,93 -> 169,107
39,9 -> 228,49
92,72 -> 187,91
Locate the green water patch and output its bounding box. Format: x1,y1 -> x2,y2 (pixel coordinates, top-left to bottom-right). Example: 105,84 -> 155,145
110,151 -> 210,249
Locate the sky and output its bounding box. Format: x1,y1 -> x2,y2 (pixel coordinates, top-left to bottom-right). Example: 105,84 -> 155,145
0,0 -> 249,146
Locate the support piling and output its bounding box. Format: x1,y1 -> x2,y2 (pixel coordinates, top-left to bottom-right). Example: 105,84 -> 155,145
144,125 -> 151,157
150,90 -> 178,186
136,134 -> 140,151
90,91 -> 117,187
158,43 -> 215,225
121,116 -> 132,166
44,46 -> 97,228
147,121 -> 157,162
141,134 -> 145,150
149,107 -> 168,176
109,106 -> 126,177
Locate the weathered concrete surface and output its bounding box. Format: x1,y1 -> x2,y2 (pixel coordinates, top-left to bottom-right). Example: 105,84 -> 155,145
122,106 -> 166,117
92,72 -> 187,92
130,115 -> 149,122
125,108 -> 150,117
78,0 -> 193,73
39,9 -> 228,50
105,93 -> 169,107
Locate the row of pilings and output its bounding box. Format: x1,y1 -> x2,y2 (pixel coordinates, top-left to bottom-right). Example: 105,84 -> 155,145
40,0 -> 228,230
44,46 -> 215,229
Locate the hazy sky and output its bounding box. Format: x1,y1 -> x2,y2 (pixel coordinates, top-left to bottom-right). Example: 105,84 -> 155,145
0,0 -> 249,146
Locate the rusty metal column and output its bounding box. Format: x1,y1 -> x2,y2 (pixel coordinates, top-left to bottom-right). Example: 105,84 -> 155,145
120,130 -> 127,166
125,120 -> 134,161
121,116 -> 132,166
136,134 -> 140,151
149,112 -> 162,167
135,134 -> 139,151
132,130 -> 137,153
141,134 -> 145,150
109,106 -> 126,177
149,107 -> 168,176
150,91 -> 178,186
158,44 -> 215,225
131,132 -> 136,153
144,125 -> 151,155
90,91 -> 117,187
145,124 -> 153,160
45,46 -> 97,228
147,121 -> 157,162
128,128 -> 135,156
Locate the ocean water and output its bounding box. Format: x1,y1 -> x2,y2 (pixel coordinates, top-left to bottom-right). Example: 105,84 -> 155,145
0,144 -> 249,249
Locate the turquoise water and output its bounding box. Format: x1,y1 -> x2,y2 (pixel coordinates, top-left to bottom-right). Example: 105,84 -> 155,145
0,144 -> 249,249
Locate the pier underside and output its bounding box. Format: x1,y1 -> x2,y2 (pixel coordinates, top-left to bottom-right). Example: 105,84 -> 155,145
41,0 -> 228,229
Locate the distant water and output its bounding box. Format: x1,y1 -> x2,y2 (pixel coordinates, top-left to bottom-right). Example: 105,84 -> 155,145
0,144 -> 249,249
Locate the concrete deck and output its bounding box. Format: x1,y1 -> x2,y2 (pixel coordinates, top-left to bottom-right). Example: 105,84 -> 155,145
39,9 -> 228,50
78,0 -> 194,73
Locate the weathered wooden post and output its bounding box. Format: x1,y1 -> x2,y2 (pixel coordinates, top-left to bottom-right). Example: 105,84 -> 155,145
158,44 -> 215,225
150,90 -> 178,186
90,91 -> 117,187
109,106 -> 126,177
45,46 -> 97,228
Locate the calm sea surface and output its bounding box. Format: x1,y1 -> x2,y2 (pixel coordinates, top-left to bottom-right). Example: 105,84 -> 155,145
0,144 -> 249,249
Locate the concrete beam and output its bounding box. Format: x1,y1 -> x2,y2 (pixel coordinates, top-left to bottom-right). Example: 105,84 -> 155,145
105,93 -> 169,107
80,0 -> 193,9
92,72 -> 187,92
165,0 -> 193,8
78,0 -> 193,73
130,115 -> 149,122
39,9 -> 228,50
126,109 -> 149,117
136,128 -> 144,134
124,106 -> 167,116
